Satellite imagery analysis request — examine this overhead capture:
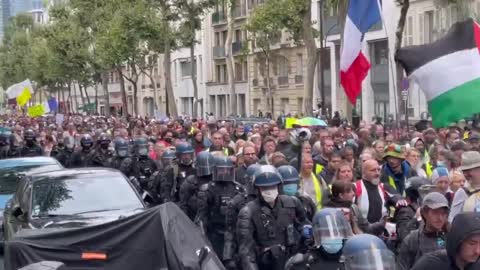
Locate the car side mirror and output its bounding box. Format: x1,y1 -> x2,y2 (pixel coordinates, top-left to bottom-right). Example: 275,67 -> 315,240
12,206 -> 26,220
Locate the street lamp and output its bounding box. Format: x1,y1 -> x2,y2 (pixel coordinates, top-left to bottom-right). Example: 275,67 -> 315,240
318,0 -> 338,118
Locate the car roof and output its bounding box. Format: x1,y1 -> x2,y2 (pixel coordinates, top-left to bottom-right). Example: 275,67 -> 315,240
28,168 -> 126,183
0,157 -> 61,169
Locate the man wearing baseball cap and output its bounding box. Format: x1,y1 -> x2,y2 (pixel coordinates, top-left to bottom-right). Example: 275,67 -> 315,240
397,192 -> 450,270
449,151 -> 480,222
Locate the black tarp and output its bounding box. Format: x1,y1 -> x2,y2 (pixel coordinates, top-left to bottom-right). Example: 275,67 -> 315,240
5,203 -> 225,270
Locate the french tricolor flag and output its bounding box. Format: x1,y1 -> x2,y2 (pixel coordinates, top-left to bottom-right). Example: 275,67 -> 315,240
340,0 -> 382,104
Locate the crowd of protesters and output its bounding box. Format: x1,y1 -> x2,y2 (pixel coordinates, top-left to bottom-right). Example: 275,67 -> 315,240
1,112 -> 480,269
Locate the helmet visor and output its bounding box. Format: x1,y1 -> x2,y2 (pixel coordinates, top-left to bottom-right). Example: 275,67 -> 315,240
213,166 -> 235,181
179,153 -> 193,165
138,146 -> 149,156
343,249 -> 395,270
313,211 -> 353,247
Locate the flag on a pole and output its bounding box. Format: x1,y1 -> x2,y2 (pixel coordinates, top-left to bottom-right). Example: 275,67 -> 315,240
396,18 -> 480,127
48,97 -> 58,112
340,0 -> 381,104
27,104 -> 46,117
16,89 -> 31,107
6,79 -> 33,102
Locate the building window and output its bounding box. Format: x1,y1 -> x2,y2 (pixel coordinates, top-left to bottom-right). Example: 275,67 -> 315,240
373,41 -> 388,65
296,53 -> 303,76
180,60 -> 196,78
424,11 -> 434,44
281,98 -> 289,113
404,16 -> 413,46
235,62 -> 242,81
277,56 -> 289,77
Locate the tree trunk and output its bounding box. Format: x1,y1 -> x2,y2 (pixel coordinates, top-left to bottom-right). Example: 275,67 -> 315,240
84,84 -> 91,106
145,70 -> 158,111
77,84 -> 85,109
164,41 -> 178,118
190,42 -> 199,117
225,0 -> 237,116
264,50 -> 273,114
101,72 -> 111,117
94,82 -> 99,115
302,0 -> 317,117
394,0 -> 410,123
68,82 -> 75,114
117,67 -> 128,116
61,85 -> 66,114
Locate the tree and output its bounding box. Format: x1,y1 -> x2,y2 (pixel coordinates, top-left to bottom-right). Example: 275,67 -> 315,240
176,0 -> 216,117
246,0 -> 284,114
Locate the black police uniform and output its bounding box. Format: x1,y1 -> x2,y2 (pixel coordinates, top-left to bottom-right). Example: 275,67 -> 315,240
68,148 -> 94,168
91,147 -> 113,167
195,180 -> 243,262
110,155 -> 133,176
20,143 -> 43,157
175,163 -> 196,198
286,252 -> 341,270
53,147 -> 74,167
179,174 -> 212,221
237,195 -> 310,270
150,162 -> 176,203
131,155 -> 158,189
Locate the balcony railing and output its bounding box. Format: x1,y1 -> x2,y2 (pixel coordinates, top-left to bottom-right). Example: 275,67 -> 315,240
278,76 -> 289,85
213,46 -> 226,58
232,41 -> 243,54
212,11 -> 226,25
295,75 -> 303,84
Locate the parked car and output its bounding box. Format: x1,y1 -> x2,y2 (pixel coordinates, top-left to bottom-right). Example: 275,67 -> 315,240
0,157 -> 63,241
3,168 -> 145,241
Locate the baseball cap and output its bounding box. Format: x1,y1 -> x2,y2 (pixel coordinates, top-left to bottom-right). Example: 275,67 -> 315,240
422,192 -> 449,209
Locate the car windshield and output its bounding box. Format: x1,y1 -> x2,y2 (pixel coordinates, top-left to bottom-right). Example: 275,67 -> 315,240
31,175 -> 143,218
0,164 -> 61,195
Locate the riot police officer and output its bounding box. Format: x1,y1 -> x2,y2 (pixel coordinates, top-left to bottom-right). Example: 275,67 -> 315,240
53,136 -> 75,167
20,129 -> 43,157
195,156 -> 243,267
341,234 -> 396,270
179,151 -> 215,220
109,138 -> 133,176
131,137 -> 157,190
0,130 -> 10,159
90,133 -> 113,167
224,164 -> 261,269
278,165 -> 316,221
236,165 -> 310,270
175,142 -> 196,199
68,134 -> 94,168
150,149 -> 177,203
285,208 -> 353,270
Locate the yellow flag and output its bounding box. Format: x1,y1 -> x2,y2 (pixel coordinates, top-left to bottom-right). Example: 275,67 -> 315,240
16,88 -> 31,106
285,117 -> 296,129
27,104 -> 45,117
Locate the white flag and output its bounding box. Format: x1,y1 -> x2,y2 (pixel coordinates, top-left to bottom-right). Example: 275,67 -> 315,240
6,79 -> 34,99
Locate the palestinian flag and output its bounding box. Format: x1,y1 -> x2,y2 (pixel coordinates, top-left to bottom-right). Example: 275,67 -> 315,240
396,18 -> 480,127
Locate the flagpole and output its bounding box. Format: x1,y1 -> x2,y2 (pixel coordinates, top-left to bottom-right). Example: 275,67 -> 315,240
375,0 -> 400,130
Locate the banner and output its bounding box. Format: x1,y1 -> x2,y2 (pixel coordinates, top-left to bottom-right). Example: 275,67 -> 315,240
27,104 -> 45,117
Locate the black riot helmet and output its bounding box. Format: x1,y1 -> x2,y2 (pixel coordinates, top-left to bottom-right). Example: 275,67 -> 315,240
161,149 -> 176,167
98,133 -> 111,149
24,129 -> 36,143
80,134 -> 94,150
134,137 -> 149,157
212,156 -> 235,182
196,151 -> 215,177
114,138 -> 129,158
176,142 -> 194,166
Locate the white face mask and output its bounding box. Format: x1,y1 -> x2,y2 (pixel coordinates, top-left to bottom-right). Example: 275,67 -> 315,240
371,178 -> 380,185
261,188 -> 279,204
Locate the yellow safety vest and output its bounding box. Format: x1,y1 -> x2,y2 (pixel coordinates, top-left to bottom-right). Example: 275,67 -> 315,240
388,175 -> 406,197
315,164 -> 324,175
425,162 -> 433,178
311,173 -> 323,210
